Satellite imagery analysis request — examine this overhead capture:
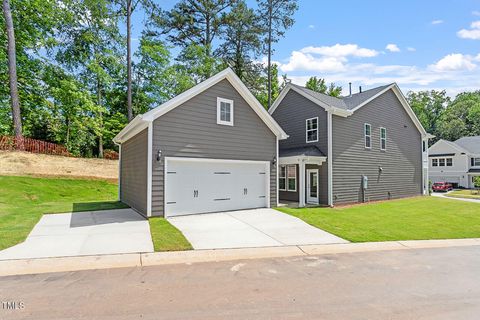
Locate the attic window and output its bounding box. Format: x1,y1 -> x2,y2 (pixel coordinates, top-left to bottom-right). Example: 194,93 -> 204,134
217,97 -> 234,126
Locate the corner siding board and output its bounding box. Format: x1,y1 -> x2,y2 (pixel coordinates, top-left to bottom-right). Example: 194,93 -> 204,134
332,90 -> 422,204
120,128 -> 148,215
151,79 -> 276,217
272,90 -> 329,205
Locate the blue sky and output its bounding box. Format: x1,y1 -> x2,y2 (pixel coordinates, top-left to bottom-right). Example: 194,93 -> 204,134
131,0 -> 480,96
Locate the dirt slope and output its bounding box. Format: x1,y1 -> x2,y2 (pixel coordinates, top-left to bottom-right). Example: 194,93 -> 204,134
0,151 -> 118,180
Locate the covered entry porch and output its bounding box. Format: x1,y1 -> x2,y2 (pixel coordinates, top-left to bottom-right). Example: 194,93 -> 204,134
279,146 -> 327,207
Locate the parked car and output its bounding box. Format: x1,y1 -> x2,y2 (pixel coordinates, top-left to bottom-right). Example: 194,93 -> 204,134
432,182 -> 453,192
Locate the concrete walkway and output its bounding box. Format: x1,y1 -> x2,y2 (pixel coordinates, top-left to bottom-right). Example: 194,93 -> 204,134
432,191 -> 480,203
0,209 -> 154,260
168,208 -> 348,249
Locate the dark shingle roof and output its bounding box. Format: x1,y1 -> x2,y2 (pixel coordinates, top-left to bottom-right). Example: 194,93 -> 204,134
290,83 -> 394,111
454,136 -> 480,154
279,146 -> 326,157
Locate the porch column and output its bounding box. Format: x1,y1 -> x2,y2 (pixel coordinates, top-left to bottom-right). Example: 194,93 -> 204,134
299,160 -> 306,207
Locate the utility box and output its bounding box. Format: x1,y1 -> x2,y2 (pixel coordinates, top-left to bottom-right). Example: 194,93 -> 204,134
362,175 -> 368,189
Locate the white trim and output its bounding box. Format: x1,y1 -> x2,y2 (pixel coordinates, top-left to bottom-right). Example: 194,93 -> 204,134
279,156 -> 326,165
380,127 -> 387,151
306,168 -> 319,204
147,122 -> 153,217
118,144 -> 121,201
298,161 -> 305,207
276,137 -> 279,206
269,84 -> 353,117
287,164 -> 297,192
216,97 -> 234,126
163,157 -> 270,217
327,111 -> 333,206
113,68 -> 288,144
279,164 -> 286,191
364,123 -> 372,149
305,117 -> 319,143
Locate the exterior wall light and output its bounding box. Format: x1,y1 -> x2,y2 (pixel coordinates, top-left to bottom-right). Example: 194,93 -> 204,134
272,156 -> 277,167
156,149 -> 162,162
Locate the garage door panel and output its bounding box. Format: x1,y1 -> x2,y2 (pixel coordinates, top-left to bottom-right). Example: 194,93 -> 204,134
165,159 -> 268,217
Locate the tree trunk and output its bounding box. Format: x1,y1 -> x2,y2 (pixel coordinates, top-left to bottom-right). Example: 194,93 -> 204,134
267,0 -> 272,110
97,77 -> 104,158
126,0 -> 133,122
2,0 -> 23,141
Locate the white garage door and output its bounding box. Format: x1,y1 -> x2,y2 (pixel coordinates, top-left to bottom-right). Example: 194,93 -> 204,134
165,158 -> 269,217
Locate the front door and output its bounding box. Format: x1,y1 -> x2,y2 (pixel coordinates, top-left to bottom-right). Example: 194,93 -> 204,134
306,169 -> 319,204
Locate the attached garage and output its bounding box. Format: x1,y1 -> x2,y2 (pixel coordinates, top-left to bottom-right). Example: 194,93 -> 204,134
113,68 -> 288,217
165,158 -> 269,217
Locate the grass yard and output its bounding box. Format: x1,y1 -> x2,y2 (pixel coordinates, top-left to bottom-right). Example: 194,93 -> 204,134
277,197 -> 480,242
0,175 -> 128,250
445,189 -> 480,200
149,218 -> 193,251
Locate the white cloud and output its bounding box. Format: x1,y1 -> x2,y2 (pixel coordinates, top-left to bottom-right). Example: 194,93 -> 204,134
431,19 -> 444,25
308,24 -> 315,29
385,44 -> 400,52
457,20 -> 480,39
280,51 -> 347,73
407,47 -> 416,52
473,11 -> 480,16
429,53 -> 477,71
300,44 -> 379,58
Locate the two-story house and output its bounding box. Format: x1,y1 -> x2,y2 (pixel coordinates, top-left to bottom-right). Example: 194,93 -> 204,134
269,83 -> 432,207
428,136 -> 480,188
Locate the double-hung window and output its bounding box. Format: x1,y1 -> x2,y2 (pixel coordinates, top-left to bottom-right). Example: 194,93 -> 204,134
287,165 -> 297,192
439,158 -> 446,166
446,158 -> 453,166
279,166 -> 286,191
217,97 -> 234,126
306,117 -> 318,143
364,123 -> 371,148
472,158 -> 480,167
432,159 -> 438,167
380,127 -> 387,151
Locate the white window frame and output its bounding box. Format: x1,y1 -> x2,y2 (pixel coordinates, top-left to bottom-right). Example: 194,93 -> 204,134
446,158 -> 453,167
217,97 -> 234,126
439,158 -> 446,167
473,158 -> 480,167
279,165 -> 286,191
380,127 -> 386,151
305,117 -> 319,143
287,165 -> 297,192
432,158 -> 438,167
364,123 -> 371,149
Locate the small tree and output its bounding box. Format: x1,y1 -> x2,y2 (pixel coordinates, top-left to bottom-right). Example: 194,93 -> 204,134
474,176 -> 480,189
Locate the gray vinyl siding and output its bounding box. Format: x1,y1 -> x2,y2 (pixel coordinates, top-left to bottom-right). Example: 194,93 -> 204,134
332,89 -> 422,204
278,164 -> 326,204
272,90 -> 328,204
151,79 -> 276,217
279,164 -> 299,202
120,128 -> 148,215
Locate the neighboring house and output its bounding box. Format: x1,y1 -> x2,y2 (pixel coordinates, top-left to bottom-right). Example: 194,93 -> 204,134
113,68 -> 287,217
428,136 -> 480,188
269,83 -> 432,207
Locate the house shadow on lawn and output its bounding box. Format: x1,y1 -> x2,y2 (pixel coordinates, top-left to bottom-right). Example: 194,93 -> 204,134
69,201 -> 141,228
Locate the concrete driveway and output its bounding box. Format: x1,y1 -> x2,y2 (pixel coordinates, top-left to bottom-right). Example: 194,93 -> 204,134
168,208 -> 347,249
0,209 -> 153,260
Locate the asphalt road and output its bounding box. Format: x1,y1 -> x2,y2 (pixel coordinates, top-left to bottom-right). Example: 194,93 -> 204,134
1,246 -> 480,320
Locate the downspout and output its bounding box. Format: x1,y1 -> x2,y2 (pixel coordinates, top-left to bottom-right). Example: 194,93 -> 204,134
147,121 -> 153,217
114,141 -> 121,201
327,111 -> 333,206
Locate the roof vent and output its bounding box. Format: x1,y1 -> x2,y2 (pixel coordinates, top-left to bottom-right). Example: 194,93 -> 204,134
349,82 -> 352,96
359,86 -> 362,93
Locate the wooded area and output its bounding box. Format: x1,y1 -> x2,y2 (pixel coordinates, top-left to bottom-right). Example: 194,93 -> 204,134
1,0 -> 479,158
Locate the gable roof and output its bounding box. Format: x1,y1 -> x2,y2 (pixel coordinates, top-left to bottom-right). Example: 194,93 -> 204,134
113,68 -> 288,143
269,82 -> 430,137
429,139 -> 470,154
454,136 -> 480,154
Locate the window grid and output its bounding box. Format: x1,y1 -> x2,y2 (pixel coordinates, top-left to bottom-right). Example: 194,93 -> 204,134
364,124 -> 371,148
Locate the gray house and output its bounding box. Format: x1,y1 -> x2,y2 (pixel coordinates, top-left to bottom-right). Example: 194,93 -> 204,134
269,83 -> 432,207
113,68 -> 288,217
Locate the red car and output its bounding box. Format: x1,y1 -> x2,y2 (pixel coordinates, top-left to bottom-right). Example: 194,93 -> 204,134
432,182 -> 453,192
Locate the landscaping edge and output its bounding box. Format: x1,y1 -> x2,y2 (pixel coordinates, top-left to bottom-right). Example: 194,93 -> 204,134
1,238 -> 480,277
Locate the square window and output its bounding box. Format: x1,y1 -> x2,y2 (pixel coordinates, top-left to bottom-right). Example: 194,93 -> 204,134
432,159 -> 438,167
217,98 -> 233,126
439,158 -> 445,166
446,158 -> 453,166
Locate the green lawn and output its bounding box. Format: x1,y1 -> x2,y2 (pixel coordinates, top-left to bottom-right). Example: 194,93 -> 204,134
0,175 -> 193,252
149,218 -> 193,251
0,175 -> 128,250
445,189 -> 480,200
277,197 -> 480,242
